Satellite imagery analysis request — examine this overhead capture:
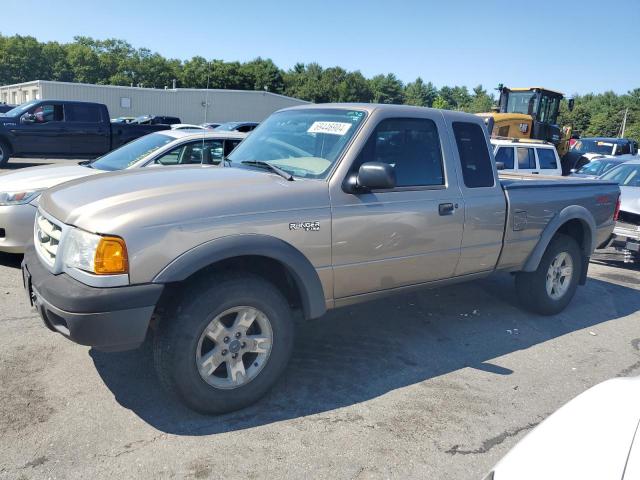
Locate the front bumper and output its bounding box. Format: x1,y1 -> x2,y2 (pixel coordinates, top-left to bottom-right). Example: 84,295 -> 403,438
0,203 -> 37,253
22,246 -> 164,351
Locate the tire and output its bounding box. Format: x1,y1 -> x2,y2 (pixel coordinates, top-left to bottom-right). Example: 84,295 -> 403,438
0,140 -> 10,167
153,273 -> 294,414
515,234 -> 582,315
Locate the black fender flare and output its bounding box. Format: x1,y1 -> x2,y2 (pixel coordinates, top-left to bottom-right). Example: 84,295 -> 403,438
522,205 -> 596,273
152,234 -> 327,319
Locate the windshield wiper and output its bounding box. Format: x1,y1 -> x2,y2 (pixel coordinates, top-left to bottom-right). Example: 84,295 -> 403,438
78,160 -> 94,169
241,160 -> 294,181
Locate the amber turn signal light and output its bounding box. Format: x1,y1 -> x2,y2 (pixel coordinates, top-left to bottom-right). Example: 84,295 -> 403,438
94,236 -> 128,275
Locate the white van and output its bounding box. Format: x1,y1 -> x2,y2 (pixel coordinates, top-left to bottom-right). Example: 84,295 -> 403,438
491,139 -> 563,176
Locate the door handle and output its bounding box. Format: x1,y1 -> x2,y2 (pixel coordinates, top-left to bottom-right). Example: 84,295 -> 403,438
532,171 -> 540,174
438,203 -> 455,215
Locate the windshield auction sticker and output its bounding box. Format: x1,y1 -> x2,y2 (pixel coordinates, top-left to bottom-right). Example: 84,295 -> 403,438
307,121 -> 352,136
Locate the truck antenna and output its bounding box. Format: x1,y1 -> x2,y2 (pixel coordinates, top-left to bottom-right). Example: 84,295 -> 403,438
202,64 -> 211,165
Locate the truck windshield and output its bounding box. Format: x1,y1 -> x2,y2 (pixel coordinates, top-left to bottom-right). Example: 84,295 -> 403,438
90,133 -> 175,171
571,139 -> 615,155
227,109 -> 367,179
506,92 -> 536,115
2,100 -> 39,117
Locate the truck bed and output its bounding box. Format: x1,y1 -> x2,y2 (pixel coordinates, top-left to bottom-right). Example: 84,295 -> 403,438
496,172 -> 619,271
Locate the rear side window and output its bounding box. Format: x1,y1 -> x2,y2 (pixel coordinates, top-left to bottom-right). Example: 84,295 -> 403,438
517,147 -> 536,169
452,122 -> 494,188
616,143 -> 631,155
495,147 -> 514,169
66,104 -> 102,123
537,148 -> 558,169
353,117 -> 445,187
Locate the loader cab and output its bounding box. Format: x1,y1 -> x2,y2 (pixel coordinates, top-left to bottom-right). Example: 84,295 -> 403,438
499,87 -> 565,144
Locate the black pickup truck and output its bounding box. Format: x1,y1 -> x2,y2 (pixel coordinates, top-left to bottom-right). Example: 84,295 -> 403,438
0,100 -> 170,166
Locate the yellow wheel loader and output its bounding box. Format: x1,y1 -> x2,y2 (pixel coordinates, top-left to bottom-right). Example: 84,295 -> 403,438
478,86 -> 574,157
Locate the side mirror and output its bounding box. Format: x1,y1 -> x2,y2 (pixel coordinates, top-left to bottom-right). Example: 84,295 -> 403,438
21,113 -> 36,124
343,162 -> 396,193
568,98 -> 575,112
495,161 -> 505,171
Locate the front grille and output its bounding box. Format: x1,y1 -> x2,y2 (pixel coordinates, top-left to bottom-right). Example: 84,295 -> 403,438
618,210 -> 640,227
35,213 -> 62,266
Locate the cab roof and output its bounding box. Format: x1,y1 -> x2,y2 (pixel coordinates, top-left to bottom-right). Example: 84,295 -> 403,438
510,87 -> 564,96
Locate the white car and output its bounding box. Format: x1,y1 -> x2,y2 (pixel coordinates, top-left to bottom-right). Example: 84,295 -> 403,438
0,130 -> 245,253
484,376 -> 640,480
170,123 -> 207,130
492,139 -> 563,176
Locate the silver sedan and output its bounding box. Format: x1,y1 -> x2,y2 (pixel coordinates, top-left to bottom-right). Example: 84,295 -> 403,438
0,130 -> 245,253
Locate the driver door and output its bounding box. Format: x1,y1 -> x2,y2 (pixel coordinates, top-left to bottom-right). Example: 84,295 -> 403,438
329,114 -> 464,299
12,103 -> 71,155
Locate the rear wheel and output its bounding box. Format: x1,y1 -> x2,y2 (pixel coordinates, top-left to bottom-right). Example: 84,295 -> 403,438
153,273 -> 294,414
515,234 -> 582,315
0,141 -> 10,167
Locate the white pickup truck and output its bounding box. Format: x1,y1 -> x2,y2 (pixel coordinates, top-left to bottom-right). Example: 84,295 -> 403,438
492,138 -> 563,176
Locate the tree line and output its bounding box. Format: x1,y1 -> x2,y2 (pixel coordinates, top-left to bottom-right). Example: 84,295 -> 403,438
0,34 -> 637,139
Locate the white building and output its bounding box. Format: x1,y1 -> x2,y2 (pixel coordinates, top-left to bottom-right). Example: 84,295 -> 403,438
0,80 -> 309,124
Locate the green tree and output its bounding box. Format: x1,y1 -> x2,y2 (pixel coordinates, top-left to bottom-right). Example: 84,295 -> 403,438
242,57 -> 283,92
467,85 -> 494,113
180,56 -> 210,88
404,77 -> 437,107
369,73 -> 404,104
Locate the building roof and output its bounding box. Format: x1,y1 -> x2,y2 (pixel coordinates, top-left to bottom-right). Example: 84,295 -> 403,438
0,80 -> 309,103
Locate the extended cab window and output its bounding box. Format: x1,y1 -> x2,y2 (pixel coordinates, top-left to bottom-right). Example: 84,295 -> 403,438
517,147 -> 536,169
537,148 -> 558,169
452,122 -> 494,188
495,147 -> 514,169
31,104 -> 63,123
615,142 -> 631,155
352,118 -> 444,187
66,104 -> 102,123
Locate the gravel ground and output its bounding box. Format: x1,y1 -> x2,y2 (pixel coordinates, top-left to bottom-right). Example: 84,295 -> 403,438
0,248 -> 638,480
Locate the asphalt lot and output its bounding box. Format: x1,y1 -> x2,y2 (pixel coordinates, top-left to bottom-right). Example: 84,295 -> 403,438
1,159 -> 639,479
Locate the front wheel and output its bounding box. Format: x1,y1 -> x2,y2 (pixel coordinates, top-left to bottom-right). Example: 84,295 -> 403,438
153,274 -> 294,414
515,234 -> 582,315
0,141 -> 10,167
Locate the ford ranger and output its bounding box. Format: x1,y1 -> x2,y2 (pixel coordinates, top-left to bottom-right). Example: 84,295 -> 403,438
22,104 -> 620,414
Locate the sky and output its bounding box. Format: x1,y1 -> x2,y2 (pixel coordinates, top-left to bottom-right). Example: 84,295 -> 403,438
2,0 -> 639,96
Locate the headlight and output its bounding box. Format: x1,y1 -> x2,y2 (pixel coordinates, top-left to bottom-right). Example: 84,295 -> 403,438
0,190 -> 42,205
61,228 -> 128,275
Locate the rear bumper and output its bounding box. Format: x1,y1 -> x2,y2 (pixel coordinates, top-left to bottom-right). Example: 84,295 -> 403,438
0,203 -> 37,253
22,246 -> 164,351
612,222 -> 640,254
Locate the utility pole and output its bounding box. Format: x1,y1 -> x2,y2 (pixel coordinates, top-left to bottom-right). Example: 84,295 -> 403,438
619,108 -> 628,138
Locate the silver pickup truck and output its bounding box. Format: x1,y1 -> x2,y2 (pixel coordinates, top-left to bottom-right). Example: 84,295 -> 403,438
22,104 -> 620,414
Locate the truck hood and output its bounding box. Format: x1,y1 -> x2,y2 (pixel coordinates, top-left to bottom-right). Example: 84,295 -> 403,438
0,163 -> 103,192
491,376 -> 640,480
620,186 -> 640,215
40,166 -> 329,233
